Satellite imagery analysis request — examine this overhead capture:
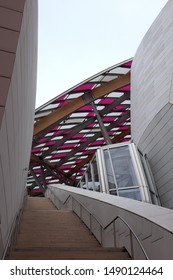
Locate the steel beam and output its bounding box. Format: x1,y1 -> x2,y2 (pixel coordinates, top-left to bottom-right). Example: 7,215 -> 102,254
40,165 -> 47,190
30,154 -> 75,186
30,166 -> 45,194
41,161 -> 74,186
67,154 -> 94,178
42,116 -> 96,158
92,102 -> 112,145
56,112 -> 130,167
40,92 -> 130,158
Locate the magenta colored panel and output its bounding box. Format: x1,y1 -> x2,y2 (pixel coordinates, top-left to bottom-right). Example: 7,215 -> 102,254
87,123 -> 94,128
51,154 -> 67,159
87,112 -> 94,117
122,61 -> 132,67
72,84 -> 94,92
117,85 -> 130,91
102,117 -> 115,122
52,94 -> 67,104
59,144 -> 75,149
32,148 -> 41,153
58,101 -> 68,108
115,105 -> 127,110
45,141 -> 56,147
121,111 -> 129,116
78,105 -> 93,112
118,126 -> 129,131
81,151 -> 94,156
31,169 -> 41,174
63,130 -> 71,135
77,139 -> 87,144
98,99 -> 114,105
51,131 -> 61,136
90,141 -> 104,146
38,138 -> 48,143
60,165 -> 72,170
72,134 -> 85,139
52,126 -> 60,131
109,131 -> 114,135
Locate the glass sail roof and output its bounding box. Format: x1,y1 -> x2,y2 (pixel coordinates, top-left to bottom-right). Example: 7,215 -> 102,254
27,58 -> 132,191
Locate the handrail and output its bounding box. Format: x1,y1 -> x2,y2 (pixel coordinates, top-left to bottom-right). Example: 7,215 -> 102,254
104,216 -> 149,260
51,190 -> 149,260
62,194 -> 102,228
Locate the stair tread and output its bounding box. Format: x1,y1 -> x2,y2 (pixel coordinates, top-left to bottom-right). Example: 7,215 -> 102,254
7,197 -> 130,260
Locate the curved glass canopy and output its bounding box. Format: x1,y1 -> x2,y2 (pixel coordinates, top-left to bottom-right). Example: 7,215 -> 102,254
27,59 -> 132,192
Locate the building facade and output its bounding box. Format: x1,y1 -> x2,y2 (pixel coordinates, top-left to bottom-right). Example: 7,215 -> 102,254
131,0 -> 173,209
0,0 -> 38,258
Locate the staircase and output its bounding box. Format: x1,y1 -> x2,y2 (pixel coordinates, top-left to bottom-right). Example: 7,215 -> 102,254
7,197 -> 130,260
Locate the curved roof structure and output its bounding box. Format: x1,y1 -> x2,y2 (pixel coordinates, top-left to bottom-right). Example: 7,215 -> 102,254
27,58 -> 132,191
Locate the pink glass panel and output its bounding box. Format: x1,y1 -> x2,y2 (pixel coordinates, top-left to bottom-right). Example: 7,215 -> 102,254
72,134 -> 85,139
59,144 -> 75,149
98,99 -> 114,105
102,117 -> 115,122
45,141 -> 56,147
117,85 -> 130,92
78,105 -> 93,112
51,154 -> 67,159
122,61 -> 132,67
72,84 -> 94,92
32,148 -> 41,153
87,112 -> 94,117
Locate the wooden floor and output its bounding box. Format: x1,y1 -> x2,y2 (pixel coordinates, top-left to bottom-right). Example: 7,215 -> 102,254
7,197 -> 130,260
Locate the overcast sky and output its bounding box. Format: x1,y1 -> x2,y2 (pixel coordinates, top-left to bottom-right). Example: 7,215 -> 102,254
36,0 -> 168,108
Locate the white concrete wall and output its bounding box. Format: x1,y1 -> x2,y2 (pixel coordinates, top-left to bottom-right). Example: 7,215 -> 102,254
0,0 -> 37,258
46,184 -> 173,260
131,0 -> 173,209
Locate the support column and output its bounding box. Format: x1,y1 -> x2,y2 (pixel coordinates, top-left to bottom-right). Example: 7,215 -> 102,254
30,165 -> 45,194
40,165 -> 47,190
92,102 -> 112,145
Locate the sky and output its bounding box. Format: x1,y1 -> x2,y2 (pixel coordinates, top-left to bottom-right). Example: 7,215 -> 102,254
36,0 -> 168,108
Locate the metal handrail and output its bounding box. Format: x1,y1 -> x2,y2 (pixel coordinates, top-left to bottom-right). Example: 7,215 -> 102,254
53,191 -> 149,260
104,216 -> 149,260
62,194 -> 102,227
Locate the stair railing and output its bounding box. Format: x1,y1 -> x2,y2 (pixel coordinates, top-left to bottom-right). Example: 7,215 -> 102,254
52,193 -> 149,260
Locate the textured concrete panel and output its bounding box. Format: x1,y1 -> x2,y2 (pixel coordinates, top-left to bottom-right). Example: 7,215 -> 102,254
0,51 -> 15,77
0,0 -> 25,12
131,0 -> 173,209
0,6 -> 22,31
0,0 -> 37,258
0,28 -> 19,53
0,77 -> 10,106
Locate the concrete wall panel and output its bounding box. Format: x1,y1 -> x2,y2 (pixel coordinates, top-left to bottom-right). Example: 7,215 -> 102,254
131,0 -> 173,208
0,0 -> 37,258
46,185 -> 173,259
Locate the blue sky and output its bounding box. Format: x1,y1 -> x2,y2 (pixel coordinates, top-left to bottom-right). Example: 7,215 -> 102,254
36,0 -> 168,108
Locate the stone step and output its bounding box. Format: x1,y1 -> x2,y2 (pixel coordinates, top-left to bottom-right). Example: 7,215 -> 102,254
8,247 -> 130,260
7,197 -> 131,260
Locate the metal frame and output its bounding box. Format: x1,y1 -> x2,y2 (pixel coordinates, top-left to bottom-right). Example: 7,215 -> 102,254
84,142 -> 153,203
